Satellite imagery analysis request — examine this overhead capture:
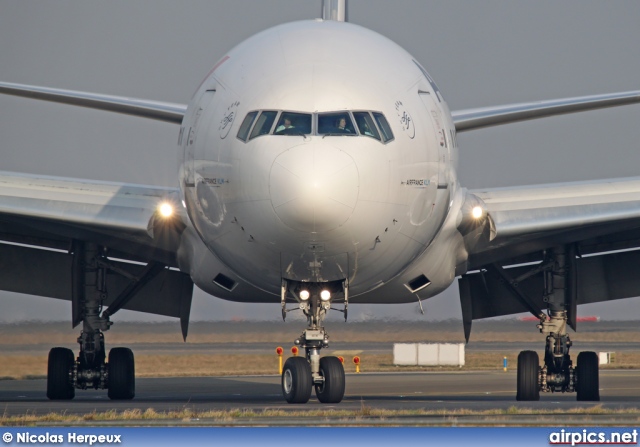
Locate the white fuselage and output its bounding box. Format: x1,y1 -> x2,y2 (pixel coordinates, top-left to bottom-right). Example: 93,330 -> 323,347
177,20 -> 460,302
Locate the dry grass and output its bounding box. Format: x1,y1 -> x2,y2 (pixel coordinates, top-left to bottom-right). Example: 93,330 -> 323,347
4,320 -> 640,345
0,354 -> 384,379
0,355 -> 47,380
3,350 -> 640,380
3,404 -> 640,426
2,321 -> 640,379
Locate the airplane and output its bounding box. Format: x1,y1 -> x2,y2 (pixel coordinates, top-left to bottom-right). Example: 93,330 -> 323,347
1,0 -> 640,404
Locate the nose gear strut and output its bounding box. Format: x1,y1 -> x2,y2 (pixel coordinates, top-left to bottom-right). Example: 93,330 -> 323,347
280,279 -> 347,404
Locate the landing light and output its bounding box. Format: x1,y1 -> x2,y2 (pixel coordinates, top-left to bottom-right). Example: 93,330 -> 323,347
158,202 -> 174,218
320,290 -> 331,301
471,206 -> 483,219
299,290 -> 310,301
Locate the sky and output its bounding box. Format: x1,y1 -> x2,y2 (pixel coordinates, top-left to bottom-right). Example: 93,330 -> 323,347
1,1 -> 640,323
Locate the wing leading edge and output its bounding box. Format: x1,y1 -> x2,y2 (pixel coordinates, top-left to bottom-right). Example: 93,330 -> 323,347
452,90 -> 640,132
466,176 -> 640,270
474,177 -> 640,246
0,171 -> 187,264
0,82 -> 187,124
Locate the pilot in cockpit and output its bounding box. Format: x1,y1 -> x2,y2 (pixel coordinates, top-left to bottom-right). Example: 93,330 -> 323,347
335,117 -> 353,133
275,117 -> 294,133
359,121 -> 374,136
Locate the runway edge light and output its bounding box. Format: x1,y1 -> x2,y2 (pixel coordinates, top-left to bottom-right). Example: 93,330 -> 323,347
276,347 -> 283,374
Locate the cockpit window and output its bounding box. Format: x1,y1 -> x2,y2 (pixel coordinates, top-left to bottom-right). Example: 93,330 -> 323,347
237,111 -> 258,141
249,110 -> 277,140
318,112 -> 356,135
237,110 -> 393,144
274,112 -> 312,135
353,112 -> 381,141
372,112 -> 394,142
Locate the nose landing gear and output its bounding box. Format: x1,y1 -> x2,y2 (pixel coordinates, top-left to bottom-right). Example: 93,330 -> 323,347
280,280 -> 347,404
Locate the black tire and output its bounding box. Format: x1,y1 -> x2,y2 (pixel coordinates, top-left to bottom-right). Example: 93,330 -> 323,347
315,356 -> 345,404
108,347 -> 135,400
576,351 -> 600,401
516,350 -> 540,401
282,356 -> 312,404
46,347 -> 75,400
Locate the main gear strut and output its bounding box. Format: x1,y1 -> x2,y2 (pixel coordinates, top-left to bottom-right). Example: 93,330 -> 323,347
516,246 -> 600,401
46,242 -> 163,400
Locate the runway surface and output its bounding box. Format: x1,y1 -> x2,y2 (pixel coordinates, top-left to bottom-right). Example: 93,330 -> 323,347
2,342 -> 638,356
2,370 -> 640,418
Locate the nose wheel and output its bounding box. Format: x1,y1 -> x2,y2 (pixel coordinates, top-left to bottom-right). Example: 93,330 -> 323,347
315,356 -> 345,403
281,355 -> 346,404
282,357 -> 313,403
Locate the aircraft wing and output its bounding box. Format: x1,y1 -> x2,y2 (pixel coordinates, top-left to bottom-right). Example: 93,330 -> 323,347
458,178 -> 640,339
468,177 -> 640,267
0,170 -> 187,261
452,90 -> 640,132
0,171 -> 194,329
0,82 -> 186,124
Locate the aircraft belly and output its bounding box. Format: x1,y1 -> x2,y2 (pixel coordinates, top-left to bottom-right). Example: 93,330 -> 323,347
350,188 -> 467,303
178,227 -> 279,303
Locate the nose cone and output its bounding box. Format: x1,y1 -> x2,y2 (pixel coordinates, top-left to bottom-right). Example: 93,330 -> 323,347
270,142 -> 359,233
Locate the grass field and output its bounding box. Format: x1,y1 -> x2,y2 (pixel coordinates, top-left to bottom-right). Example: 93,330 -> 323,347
6,319 -> 640,344
1,320 -> 638,379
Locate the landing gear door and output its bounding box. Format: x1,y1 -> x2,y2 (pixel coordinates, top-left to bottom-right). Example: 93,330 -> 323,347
280,250 -> 349,283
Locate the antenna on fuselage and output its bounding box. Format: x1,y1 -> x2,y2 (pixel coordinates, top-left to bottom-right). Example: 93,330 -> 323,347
322,0 -> 348,21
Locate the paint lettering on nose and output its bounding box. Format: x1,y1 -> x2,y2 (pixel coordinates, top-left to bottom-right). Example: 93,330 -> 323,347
269,143 -> 359,233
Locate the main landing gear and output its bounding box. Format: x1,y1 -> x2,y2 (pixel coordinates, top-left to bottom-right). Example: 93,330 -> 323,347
280,279 -> 347,404
514,247 -> 599,401
516,314 -> 600,402
46,242 -> 159,400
